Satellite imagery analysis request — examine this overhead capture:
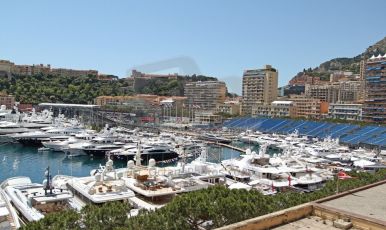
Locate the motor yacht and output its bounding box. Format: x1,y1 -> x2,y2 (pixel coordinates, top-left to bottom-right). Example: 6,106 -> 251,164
66,159 -> 135,204
110,143 -> 179,162
11,126 -> 84,146
42,131 -> 96,152
122,159 -> 181,199
0,187 -> 20,229
0,121 -> 30,143
0,168 -> 81,223
201,133 -> 232,144
295,173 -> 324,192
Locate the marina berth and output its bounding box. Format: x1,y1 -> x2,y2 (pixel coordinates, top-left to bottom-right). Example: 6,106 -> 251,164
1,110 -> 386,225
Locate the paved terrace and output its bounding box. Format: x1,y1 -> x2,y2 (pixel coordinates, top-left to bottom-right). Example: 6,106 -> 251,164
216,180 -> 386,230
321,183 -> 386,222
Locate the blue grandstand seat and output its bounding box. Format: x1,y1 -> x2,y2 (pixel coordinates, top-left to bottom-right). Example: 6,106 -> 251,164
223,117 -> 385,149
340,126 -> 384,145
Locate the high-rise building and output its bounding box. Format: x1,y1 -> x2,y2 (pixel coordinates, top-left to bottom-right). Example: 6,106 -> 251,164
242,65 -> 278,115
184,81 -> 227,110
305,84 -> 339,103
305,81 -> 364,104
363,54 -> 386,123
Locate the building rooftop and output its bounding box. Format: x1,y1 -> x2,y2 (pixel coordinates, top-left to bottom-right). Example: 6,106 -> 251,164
272,101 -> 293,105
369,53 -> 386,60
38,103 -> 100,108
321,182 -> 386,222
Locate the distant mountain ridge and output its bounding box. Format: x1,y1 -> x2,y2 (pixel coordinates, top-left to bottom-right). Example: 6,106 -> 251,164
290,36 -> 386,82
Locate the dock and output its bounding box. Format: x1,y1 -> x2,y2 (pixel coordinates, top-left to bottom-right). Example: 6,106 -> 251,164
206,142 -> 246,153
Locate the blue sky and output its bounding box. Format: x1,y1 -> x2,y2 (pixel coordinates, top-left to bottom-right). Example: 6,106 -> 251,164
1,0 -> 385,94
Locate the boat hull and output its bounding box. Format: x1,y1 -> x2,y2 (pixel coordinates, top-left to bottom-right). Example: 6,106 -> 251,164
15,138 -> 44,147
202,137 -> 232,144
112,151 -> 179,162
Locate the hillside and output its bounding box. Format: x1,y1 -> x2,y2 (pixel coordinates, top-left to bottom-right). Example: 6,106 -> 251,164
132,74 -> 218,96
0,73 -> 219,104
0,74 -> 133,104
291,36 -> 386,82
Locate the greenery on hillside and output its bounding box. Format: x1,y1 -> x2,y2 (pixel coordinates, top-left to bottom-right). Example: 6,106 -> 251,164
22,169 -> 386,230
291,36 -> 386,82
134,74 -> 219,96
0,73 -> 220,104
0,74 -> 134,104
135,78 -> 183,96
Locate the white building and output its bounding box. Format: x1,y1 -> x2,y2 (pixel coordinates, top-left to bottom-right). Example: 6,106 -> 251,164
252,101 -> 295,118
328,103 -> 363,121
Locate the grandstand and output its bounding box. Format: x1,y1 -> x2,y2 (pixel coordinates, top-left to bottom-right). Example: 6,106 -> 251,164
223,117 -> 386,149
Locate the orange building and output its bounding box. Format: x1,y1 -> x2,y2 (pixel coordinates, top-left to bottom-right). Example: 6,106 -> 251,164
289,95 -> 328,119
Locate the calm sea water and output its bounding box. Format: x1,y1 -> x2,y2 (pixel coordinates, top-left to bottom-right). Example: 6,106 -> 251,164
0,143 -> 246,183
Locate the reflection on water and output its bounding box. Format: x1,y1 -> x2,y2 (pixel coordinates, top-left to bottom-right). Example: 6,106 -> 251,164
0,143 -> 246,183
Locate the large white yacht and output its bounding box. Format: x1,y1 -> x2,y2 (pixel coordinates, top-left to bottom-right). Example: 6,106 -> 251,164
42,131 -> 96,152
65,159 -> 135,204
0,168 -> 81,223
0,187 -> 20,229
11,126 -> 84,146
0,121 -> 30,143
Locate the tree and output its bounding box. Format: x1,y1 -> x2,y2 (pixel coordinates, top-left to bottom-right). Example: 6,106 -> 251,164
82,201 -> 131,230
22,170 -> 386,230
20,209 -> 80,230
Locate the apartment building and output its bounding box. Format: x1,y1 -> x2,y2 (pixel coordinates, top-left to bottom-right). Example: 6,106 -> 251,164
329,71 -> 360,83
328,103 -> 362,121
289,95 -> 329,119
215,101 -> 241,116
242,65 -> 278,115
305,84 -> 339,103
336,80 -> 365,102
252,101 -> 295,118
305,81 -> 364,103
194,111 -> 222,125
363,54 -> 386,123
184,81 -> 227,110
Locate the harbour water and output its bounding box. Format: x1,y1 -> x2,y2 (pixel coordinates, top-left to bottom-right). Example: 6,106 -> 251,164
0,143 -> 246,183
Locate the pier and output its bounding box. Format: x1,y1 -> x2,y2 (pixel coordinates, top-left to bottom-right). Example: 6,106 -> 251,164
206,142 -> 246,153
